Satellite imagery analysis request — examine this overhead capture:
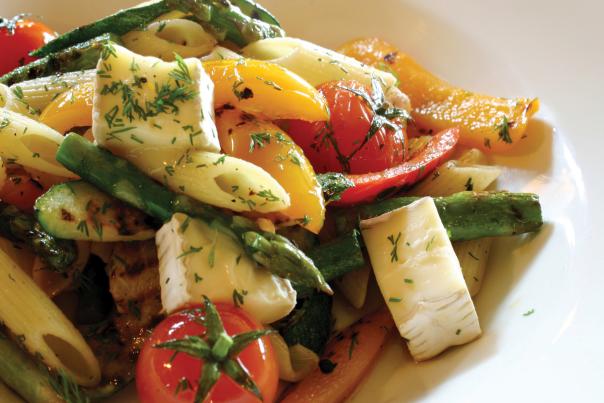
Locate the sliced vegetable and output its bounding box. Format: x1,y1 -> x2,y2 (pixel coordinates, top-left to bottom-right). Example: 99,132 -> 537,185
1,33 -> 120,86
156,213 -> 296,324
339,38 -> 540,153
0,168 -> 45,213
287,79 -> 409,174
334,191 -> 544,242
39,81 -> 94,134
216,108 -> 325,233
361,197 -> 481,361
0,15 -> 57,76
0,202 -> 77,273
204,58 -> 330,122
334,127 -> 460,205
277,292 -> 333,355
30,1 -> 171,57
34,181 -> 156,242
167,0 -> 284,47
136,298 -> 278,403
281,310 -> 394,403
56,133 -> 331,294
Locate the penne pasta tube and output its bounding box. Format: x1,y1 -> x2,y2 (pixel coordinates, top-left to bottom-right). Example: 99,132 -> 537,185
0,108 -> 75,178
243,37 -> 398,90
5,70 -> 96,115
128,148 -> 291,213
0,248 -> 101,386
122,19 -> 217,61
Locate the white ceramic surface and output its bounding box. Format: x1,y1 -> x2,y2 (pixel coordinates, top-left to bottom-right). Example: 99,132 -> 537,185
2,0 -> 603,402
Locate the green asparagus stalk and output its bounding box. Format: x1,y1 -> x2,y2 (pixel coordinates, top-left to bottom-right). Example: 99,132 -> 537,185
334,191 -> 544,241
295,230 -> 366,298
229,0 -> 282,26
32,0 -> 283,59
0,203 -> 77,272
56,133 -> 330,294
0,333 -> 62,403
30,1 -> 171,57
167,0 -> 285,47
1,34 -> 121,86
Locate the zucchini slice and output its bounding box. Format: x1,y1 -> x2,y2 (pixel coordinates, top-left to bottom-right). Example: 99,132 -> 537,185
35,181 -> 156,242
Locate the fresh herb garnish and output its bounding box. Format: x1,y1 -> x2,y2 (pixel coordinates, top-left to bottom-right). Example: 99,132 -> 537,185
387,232 -> 402,262
496,115 -> 513,143
316,173 -> 355,203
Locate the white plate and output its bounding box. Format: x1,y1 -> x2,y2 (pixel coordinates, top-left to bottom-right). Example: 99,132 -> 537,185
4,1 -> 604,402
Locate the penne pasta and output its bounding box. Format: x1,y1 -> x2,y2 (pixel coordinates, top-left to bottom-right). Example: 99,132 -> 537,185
0,248 -> 100,386
268,332 -> 319,383
0,108 -> 75,178
410,148 -> 499,296
454,238 -> 493,297
5,70 -> 96,116
409,160 -> 501,197
122,19 -> 217,61
200,46 -> 242,62
128,148 -> 291,213
243,37 -> 398,90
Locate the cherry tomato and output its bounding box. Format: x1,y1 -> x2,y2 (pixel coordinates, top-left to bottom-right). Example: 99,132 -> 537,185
0,172 -> 45,213
136,304 -> 278,403
286,80 -> 407,175
0,15 -> 57,75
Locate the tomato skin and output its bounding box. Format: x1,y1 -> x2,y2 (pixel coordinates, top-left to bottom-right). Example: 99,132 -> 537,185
286,80 -> 407,175
136,304 -> 278,403
0,174 -> 45,213
0,16 -> 57,75
335,127 -> 460,205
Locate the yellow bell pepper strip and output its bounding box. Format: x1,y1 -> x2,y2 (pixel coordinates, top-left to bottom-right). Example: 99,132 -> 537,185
339,38 -> 539,153
39,81 -> 94,135
216,108 -> 325,234
203,59 -> 330,122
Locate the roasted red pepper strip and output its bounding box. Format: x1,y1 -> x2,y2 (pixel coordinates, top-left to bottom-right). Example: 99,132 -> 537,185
334,128 -> 460,205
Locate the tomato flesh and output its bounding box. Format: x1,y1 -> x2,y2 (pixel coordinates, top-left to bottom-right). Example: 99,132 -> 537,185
0,17 -> 57,76
287,80 -> 407,175
0,172 -> 45,213
136,304 -> 278,403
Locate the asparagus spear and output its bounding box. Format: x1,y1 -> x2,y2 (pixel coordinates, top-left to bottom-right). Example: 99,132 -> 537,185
334,191 -> 544,241
56,133 -> 330,294
295,230 -> 366,298
0,333 -> 62,403
230,0 -> 282,26
1,34 -> 121,86
32,0 -> 283,58
166,0 -> 285,47
0,203 -> 77,273
30,1 -> 172,57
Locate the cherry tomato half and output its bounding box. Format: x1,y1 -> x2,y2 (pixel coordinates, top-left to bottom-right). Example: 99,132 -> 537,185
136,304 -> 279,403
0,15 -> 57,76
286,80 -> 407,175
0,171 -> 45,213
